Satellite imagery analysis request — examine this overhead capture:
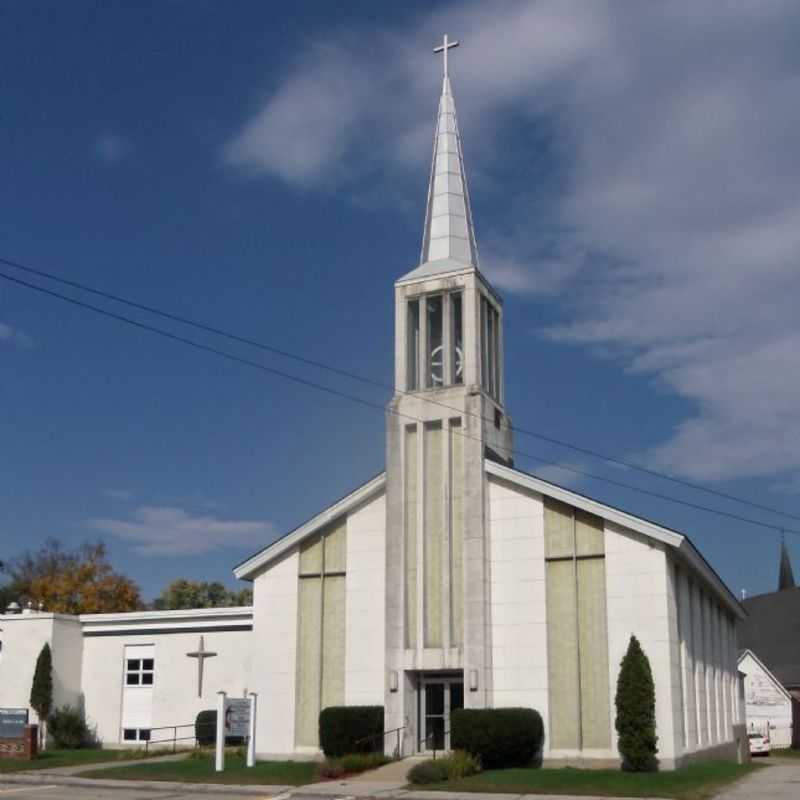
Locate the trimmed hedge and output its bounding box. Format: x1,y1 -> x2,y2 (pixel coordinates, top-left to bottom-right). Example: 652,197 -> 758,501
451,707 -> 544,768
194,710 -> 245,747
318,706 -> 384,758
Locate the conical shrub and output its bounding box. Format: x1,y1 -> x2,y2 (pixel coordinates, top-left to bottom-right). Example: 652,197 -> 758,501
615,635 -> 658,771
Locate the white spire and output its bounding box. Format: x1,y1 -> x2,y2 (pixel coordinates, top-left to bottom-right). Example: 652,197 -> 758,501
419,36 -> 479,268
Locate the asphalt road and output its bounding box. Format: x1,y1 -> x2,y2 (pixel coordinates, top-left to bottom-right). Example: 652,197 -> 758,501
0,785 -> 284,799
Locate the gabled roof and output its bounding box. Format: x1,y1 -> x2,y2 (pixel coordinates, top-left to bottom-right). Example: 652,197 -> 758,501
486,460 -> 745,619
739,586 -> 800,687
738,648 -> 793,702
231,458 -> 743,619
233,472 -> 386,580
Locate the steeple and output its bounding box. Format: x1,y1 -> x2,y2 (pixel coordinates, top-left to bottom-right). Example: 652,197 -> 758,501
419,35 -> 479,269
778,539 -> 796,591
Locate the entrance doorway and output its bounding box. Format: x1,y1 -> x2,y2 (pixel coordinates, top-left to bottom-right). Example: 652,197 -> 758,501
419,675 -> 464,752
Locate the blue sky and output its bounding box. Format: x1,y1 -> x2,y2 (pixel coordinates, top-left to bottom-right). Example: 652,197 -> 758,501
2,0 -> 799,601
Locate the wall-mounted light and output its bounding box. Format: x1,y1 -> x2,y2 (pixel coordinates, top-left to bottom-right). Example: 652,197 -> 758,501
389,670 -> 399,692
469,669 -> 479,691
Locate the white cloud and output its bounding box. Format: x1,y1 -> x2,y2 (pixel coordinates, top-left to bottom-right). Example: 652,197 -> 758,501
94,133 -> 132,164
530,462 -> 587,490
0,322 -> 34,348
89,506 -> 276,556
222,0 -> 800,485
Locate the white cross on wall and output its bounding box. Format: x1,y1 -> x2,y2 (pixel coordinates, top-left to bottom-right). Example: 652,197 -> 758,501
186,635 -> 217,698
433,33 -> 459,79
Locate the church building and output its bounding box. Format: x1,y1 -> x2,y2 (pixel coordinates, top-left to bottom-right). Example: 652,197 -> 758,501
0,41 -> 748,769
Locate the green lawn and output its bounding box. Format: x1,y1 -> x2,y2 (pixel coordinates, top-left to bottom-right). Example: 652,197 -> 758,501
422,762 -> 760,800
81,754 -> 319,786
0,749 -> 153,773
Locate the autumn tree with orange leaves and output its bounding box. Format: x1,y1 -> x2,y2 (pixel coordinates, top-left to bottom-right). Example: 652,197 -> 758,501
5,539 -> 142,614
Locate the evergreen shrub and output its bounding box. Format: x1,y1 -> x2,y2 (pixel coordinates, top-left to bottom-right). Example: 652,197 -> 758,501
615,635 -> 659,772
451,707 -> 544,769
30,644 -> 53,725
48,705 -> 96,749
407,758 -> 449,784
407,751 -> 480,784
318,706 -> 384,758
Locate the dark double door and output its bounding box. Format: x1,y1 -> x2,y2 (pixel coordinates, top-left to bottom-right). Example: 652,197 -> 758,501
420,677 -> 464,752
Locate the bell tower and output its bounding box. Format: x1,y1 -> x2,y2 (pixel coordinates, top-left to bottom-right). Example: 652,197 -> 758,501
384,36 -> 513,753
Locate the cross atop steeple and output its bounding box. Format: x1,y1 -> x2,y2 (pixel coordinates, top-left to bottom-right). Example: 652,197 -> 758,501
418,35 -> 479,268
433,34 -> 459,80
778,538 -> 796,591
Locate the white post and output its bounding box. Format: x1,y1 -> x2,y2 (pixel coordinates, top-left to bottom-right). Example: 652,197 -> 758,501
215,691 -> 226,773
247,693 -> 258,767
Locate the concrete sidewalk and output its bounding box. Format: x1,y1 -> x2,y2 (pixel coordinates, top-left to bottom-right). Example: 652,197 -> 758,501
23,751 -> 189,776
294,756 -> 424,797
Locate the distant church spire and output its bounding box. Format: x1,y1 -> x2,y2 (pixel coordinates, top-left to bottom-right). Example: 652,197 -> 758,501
778,538 -> 796,591
419,34 -> 479,268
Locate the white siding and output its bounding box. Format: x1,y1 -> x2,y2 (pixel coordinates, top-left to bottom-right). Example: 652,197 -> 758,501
251,549 -> 299,755
487,477 -> 549,734
739,651 -> 793,748
345,492 -> 386,706
82,629 -> 252,745
605,521 -> 677,763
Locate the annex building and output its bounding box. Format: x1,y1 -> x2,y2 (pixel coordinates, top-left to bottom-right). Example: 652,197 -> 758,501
0,48 -> 748,769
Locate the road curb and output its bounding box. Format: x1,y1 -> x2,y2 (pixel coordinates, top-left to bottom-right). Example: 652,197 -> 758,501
0,772 -> 295,795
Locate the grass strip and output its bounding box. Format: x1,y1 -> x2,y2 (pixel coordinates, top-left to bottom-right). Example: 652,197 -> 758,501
0,748 -> 156,773
420,761 -> 761,800
80,754 -> 319,785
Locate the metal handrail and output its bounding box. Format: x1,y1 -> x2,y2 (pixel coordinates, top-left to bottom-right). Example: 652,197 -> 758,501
418,729 -> 450,760
135,721 -> 217,754
354,725 -> 406,758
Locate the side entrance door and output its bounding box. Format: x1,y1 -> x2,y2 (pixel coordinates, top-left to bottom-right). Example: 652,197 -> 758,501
419,677 -> 464,752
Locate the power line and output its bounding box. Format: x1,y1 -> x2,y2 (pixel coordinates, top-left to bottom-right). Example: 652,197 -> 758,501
2,267 -> 800,540
3,254 -> 799,525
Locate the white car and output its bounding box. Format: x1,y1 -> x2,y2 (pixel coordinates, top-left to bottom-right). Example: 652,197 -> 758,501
748,732 -> 771,756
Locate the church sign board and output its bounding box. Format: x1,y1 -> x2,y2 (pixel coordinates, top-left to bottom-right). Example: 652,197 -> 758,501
0,709 -> 37,761
0,709 -> 28,739
224,698 -> 250,738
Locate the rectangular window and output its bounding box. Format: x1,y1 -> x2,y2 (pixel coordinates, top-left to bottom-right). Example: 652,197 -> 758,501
407,299 -> 420,391
544,498 -> 610,751
125,657 -> 154,688
480,298 -> 488,392
480,296 -> 500,400
450,293 -> 463,385
426,295 -> 443,388
122,728 -> 150,742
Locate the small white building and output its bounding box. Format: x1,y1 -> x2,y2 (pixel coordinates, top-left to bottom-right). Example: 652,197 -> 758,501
738,649 -> 793,748
0,48 -> 748,769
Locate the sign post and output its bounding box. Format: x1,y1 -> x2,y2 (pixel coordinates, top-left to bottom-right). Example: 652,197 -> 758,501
215,692 -> 225,773
247,693 -> 257,768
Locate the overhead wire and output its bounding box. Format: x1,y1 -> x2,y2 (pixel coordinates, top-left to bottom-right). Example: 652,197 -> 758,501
2,254 -> 799,525
2,266 -> 800,540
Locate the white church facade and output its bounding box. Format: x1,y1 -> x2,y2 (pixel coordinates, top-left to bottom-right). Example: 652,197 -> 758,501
0,46 -> 748,769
